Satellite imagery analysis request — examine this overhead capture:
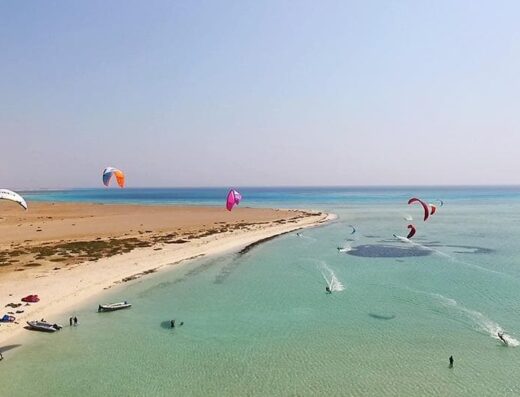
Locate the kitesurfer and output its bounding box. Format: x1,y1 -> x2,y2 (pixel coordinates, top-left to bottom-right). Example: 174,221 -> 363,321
449,355 -> 454,368
498,332 -> 507,345
297,233 -> 302,237
325,286 -> 332,294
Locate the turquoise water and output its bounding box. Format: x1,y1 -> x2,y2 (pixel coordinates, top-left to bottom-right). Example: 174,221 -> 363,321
3,187 -> 520,396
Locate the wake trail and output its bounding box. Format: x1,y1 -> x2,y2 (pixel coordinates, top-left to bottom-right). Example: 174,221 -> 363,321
318,260 -> 345,292
408,287 -> 519,347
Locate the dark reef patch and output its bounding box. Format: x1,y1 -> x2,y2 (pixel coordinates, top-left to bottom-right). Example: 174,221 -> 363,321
347,244 -> 431,258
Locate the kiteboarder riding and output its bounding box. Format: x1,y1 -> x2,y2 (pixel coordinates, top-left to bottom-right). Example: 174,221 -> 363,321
498,332 -> 508,345
325,286 -> 332,294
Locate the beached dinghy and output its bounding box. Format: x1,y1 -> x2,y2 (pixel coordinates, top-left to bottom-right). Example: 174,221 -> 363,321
26,321 -> 62,333
98,301 -> 132,312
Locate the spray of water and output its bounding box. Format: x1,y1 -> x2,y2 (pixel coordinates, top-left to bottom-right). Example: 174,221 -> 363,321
337,244 -> 352,253
318,260 -> 345,292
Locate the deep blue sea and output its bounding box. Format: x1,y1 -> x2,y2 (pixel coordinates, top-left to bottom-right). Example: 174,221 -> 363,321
23,186 -> 520,208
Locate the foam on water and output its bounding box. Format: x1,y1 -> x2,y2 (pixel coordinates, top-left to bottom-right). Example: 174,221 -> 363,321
337,244 -> 352,253
318,260 -> 345,292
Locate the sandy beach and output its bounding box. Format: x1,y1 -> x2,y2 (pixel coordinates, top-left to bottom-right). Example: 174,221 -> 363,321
0,202 -> 329,345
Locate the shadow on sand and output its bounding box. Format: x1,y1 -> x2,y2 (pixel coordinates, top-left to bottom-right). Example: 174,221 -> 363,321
0,344 -> 22,354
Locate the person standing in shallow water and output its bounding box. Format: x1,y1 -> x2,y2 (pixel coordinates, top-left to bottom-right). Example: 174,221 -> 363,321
73,316 -> 78,326
69,317 -> 73,326
449,356 -> 454,368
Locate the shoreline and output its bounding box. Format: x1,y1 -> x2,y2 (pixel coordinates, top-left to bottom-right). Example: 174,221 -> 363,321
0,206 -> 332,347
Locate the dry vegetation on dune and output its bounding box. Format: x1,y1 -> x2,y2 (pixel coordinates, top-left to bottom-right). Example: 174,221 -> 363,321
0,207 -> 321,273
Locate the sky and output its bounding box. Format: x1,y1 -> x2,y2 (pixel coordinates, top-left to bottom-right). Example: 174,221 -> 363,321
1,0 -> 520,189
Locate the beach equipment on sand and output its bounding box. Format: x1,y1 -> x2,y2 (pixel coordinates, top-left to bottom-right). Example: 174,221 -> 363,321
408,197 -> 430,221
26,321 -> 62,332
98,301 -> 132,312
226,189 -> 242,211
102,167 -> 125,188
0,315 -> 15,323
0,189 -> 27,210
21,295 -> 40,303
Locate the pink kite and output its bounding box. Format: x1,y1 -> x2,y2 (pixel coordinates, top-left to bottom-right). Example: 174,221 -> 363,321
226,189 -> 242,211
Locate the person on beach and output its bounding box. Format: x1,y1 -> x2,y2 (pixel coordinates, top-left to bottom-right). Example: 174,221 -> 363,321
69,317 -> 73,326
449,356 -> 454,368
498,332 -> 508,345
171,319 -> 175,328
73,316 -> 78,326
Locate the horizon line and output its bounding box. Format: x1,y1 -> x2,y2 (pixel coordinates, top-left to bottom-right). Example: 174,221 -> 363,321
19,184 -> 520,192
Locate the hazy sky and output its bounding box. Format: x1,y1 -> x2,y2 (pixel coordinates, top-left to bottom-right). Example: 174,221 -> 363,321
2,1 -> 520,189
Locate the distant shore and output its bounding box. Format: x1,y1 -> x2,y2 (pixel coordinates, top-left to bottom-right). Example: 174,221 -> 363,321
0,202 -> 330,345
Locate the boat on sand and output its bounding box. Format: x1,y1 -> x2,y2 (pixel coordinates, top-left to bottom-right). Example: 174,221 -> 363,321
98,301 -> 132,312
26,321 -> 62,333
